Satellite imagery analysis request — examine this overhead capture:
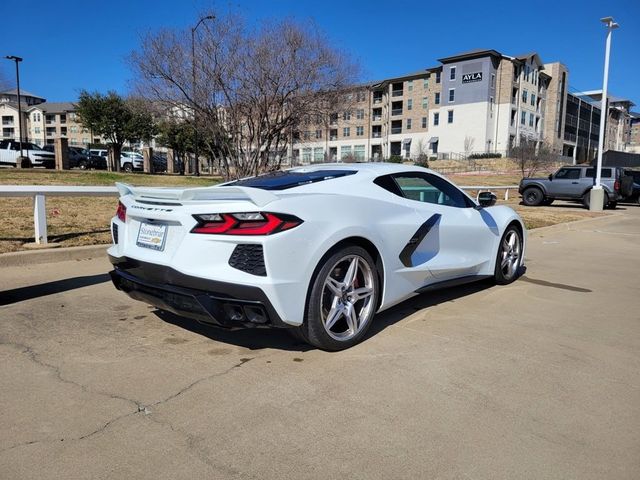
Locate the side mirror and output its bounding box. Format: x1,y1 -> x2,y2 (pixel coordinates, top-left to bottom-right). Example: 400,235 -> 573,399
477,191 -> 497,208
548,174 -> 553,181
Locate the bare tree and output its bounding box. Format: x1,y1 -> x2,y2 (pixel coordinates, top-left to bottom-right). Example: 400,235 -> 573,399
129,11 -> 359,179
463,135 -> 475,159
511,139 -> 556,178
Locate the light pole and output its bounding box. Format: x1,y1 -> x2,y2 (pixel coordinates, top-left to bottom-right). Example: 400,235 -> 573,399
590,16 -> 619,211
191,15 -> 215,177
4,55 -> 24,160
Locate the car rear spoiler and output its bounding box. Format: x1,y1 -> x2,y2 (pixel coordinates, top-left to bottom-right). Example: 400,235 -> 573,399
115,183 -> 279,207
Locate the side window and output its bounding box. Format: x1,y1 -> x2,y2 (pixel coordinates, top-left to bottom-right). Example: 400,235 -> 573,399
555,168 -> 580,180
585,168 -> 611,178
393,173 -> 471,208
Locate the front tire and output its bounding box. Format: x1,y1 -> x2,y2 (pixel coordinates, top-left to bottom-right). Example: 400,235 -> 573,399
522,187 -> 544,206
494,225 -> 523,285
123,162 -> 133,173
297,246 -> 379,351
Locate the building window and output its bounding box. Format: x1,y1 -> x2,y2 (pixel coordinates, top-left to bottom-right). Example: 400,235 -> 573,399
521,111 -> 526,125
343,111 -> 351,121
435,71 -> 441,83
421,117 -> 427,128
433,112 -> 440,126
447,110 -> 454,124
491,74 -> 496,88
354,145 -> 365,160
357,91 -> 366,102
356,126 -> 364,136
407,119 -> 412,130
522,89 -> 528,103
407,80 -> 413,92
422,96 -> 428,109
340,145 -> 352,160
450,66 -> 456,80
407,99 -> 413,110
423,78 -> 429,89
531,94 -> 536,107
529,113 -> 534,127
34,127 -> 41,134
449,88 -> 455,102
302,147 -> 312,162
314,147 -> 324,162
343,127 -> 350,137
315,129 -> 322,139
435,92 -> 440,105
356,109 -> 364,120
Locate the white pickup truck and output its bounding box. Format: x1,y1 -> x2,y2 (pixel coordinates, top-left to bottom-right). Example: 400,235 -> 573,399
0,140 -> 56,168
90,149 -> 144,172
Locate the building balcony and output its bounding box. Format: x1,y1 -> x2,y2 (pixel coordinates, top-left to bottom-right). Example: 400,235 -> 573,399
372,115 -> 382,121
391,90 -> 403,97
390,127 -> 402,134
329,135 -> 338,141
391,109 -> 403,116
2,121 -> 14,126
372,132 -> 382,138
373,97 -> 383,104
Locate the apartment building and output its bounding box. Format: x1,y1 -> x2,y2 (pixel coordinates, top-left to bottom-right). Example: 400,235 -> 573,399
28,102 -> 100,146
629,112 -> 640,154
293,49 -> 560,161
0,90 -> 101,146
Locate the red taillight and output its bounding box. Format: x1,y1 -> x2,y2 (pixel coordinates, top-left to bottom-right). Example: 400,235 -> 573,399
614,180 -> 620,192
191,212 -> 303,235
116,201 -> 126,222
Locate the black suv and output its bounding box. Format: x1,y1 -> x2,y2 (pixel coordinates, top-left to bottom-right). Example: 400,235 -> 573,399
42,145 -> 107,170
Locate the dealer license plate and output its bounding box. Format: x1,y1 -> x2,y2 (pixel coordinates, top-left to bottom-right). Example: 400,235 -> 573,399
136,222 -> 167,251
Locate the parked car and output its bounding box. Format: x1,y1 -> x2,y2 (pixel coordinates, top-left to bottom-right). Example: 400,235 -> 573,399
152,153 -> 167,173
0,140 -> 55,168
622,169 -> 640,204
90,148 -> 108,159
109,163 -> 526,350
89,149 -> 144,172
120,151 -> 144,172
42,145 -> 107,170
519,165 -> 633,209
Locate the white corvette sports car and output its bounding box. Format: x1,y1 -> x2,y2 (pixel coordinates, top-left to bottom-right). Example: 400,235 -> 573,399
109,163 -> 525,350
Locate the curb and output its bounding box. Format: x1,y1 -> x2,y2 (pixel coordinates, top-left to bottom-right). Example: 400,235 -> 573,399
0,244 -> 110,268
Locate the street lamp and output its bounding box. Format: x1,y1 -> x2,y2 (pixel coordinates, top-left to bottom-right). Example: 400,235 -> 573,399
590,16 -> 619,211
191,15 -> 215,177
4,55 -> 24,160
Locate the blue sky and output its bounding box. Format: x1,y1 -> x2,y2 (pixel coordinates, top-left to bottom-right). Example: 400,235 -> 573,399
1,0 -> 639,107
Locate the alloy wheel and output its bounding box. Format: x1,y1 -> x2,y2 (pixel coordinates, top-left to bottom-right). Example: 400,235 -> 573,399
320,255 -> 375,341
499,230 -> 521,280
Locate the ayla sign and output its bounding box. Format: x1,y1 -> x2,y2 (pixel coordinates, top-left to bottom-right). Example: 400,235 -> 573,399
462,72 -> 483,84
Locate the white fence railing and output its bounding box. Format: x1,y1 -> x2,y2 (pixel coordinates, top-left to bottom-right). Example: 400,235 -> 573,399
0,185 -> 518,245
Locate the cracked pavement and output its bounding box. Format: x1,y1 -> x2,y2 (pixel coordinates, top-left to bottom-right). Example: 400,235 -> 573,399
1,205 -> 639,479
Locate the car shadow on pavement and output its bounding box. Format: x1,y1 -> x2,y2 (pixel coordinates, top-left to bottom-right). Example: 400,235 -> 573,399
0,273 -> 111,306
364,280 -> 496,342
154,309 -> 312,352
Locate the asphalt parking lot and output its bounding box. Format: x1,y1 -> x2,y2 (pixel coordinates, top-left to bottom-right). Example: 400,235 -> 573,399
1,205 -> 639,480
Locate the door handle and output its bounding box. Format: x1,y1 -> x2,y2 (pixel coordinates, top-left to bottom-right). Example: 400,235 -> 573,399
571,182 -> 579,184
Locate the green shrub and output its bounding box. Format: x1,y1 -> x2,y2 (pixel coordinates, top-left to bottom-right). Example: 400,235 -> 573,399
386,155 -> 404,163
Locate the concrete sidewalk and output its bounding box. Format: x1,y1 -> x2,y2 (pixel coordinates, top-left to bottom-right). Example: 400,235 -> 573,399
1,206 -> 639,479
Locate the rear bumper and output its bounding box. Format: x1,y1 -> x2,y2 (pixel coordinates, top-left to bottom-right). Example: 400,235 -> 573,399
109,255 -> 289,329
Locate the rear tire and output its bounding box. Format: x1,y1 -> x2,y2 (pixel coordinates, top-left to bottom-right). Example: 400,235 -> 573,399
494,225 -> 523,285
123,162 -> 133,173
582,191 -> 608,209
522,187 -> 544,206
78,160 -> 88,170
296,245 -> 379,351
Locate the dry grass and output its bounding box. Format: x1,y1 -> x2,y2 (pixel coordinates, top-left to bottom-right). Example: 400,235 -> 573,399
0,169 -> 604,254
0,169 -> 220,254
